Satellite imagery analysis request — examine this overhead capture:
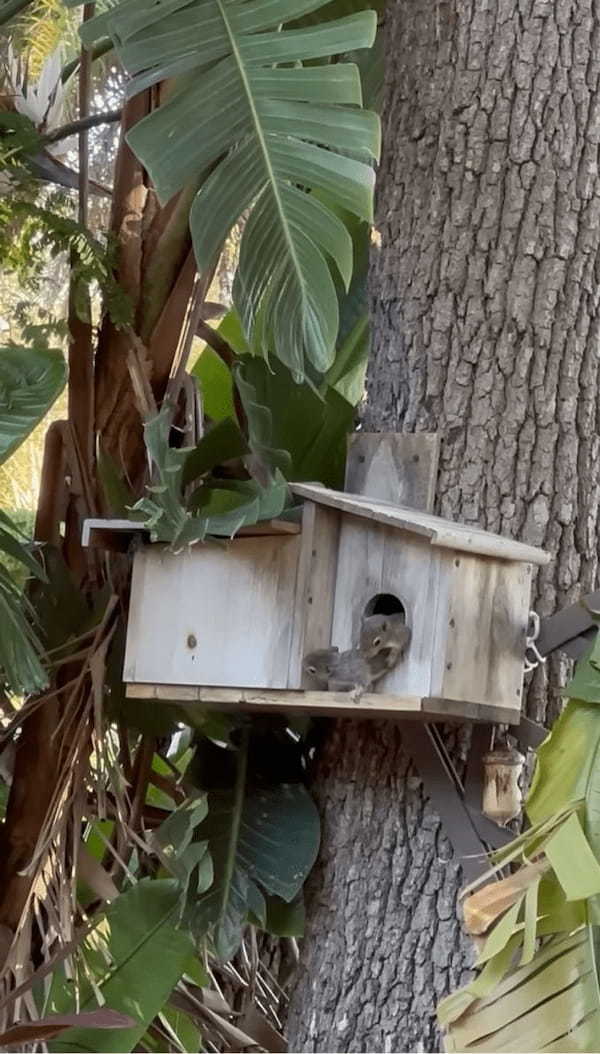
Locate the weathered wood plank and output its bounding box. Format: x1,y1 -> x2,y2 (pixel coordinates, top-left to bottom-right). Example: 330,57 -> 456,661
330,517 -> 385,652
378,529 -> 439,698
291,484 -> 549,565
125,683 -> 519,723
82,516 -> 300,550
437,553 -> 531,713
289,502 -> 340,688
345,433 -> 440,510
123,536 -> 301,688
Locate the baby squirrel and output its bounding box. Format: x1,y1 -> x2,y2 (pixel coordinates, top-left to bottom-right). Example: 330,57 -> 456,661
303,613 -> 411,703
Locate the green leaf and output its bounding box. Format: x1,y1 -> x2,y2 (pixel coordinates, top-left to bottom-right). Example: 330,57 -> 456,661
217,309 -> 252,357
48,880 -> 194,1053
544,811 -> 600,901
182,418 -> 250,488
475,898 -> 524,966
235,366 -> 293,479
0,345 -> 66,465
239,357 -> 354,488
438,936 -> 521,1027
82,0 -> 379,380
565,630 -> 600,703
192,345 -> 236,422
264,891 -> 306,937
193,739 -> 320,960
160,1006 -> 201,1054
0,563 -> 47,693
325,313 -> 369,406
527,700 -> 600,860
520,879 -> 540,966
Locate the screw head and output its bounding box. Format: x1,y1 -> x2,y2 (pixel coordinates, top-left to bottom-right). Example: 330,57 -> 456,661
187,634 -> 197,649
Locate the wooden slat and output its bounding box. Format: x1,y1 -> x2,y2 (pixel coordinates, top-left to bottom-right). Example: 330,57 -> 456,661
125,683 -> 519,723
330,516 -> 385,654
288,502 -> 340,688
82,516 -> 300,550
291,484 -> 549,565
439,553 -> 530,713
346,433 -> 440,510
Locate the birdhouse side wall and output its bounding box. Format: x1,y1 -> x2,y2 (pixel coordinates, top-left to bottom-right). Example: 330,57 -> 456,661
330,517 -> 440,698
123,538 -> 302,689
429,552 -> 532,712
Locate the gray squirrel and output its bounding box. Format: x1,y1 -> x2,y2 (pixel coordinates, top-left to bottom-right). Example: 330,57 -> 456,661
303,613 -> 411,703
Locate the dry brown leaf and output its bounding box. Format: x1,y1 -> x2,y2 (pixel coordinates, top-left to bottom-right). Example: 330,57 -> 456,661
463,857 -> 550,935
239,1004 -> 287,1053
0,1008 -> 135,1047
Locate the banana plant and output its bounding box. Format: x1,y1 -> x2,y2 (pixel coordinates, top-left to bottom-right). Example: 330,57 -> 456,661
438,631 -> 600,1052
68,0 -> 379,382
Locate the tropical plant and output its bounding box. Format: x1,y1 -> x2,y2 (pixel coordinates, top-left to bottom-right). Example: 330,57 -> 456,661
438,631 -> 600,1052
76,0 -> 379,381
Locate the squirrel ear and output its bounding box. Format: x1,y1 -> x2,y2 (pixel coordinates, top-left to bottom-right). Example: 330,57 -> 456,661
381,619 -> 388,631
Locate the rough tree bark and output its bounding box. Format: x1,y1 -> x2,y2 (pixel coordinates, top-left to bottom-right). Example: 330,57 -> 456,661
286,0 -> 600,1049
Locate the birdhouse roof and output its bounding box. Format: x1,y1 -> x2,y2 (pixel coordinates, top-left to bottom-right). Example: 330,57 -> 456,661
291,484 -> 550,566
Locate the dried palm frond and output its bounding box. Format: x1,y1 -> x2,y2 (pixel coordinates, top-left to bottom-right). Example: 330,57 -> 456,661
0,596 -> 118,1036
2,44 -> 65,142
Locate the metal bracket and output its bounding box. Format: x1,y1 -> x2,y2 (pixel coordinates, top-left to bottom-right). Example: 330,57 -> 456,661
524,611 -> 548,673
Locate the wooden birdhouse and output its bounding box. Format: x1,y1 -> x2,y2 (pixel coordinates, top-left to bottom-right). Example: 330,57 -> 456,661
86,446 -> 549,724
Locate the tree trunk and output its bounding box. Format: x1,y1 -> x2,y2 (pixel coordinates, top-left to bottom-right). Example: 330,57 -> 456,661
286,0 -> 600,1049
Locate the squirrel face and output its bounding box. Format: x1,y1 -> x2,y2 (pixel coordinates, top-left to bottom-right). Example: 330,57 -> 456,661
360,612 -> 410,659
303,648 -> 339,680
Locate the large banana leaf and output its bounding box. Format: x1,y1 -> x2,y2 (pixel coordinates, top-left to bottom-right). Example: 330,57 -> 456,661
48,880 -> 194,1053
191,734 -> 320,960
76,0 -> 379,380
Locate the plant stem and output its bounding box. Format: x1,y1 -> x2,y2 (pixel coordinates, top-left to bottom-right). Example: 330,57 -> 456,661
42,110 -> 121,147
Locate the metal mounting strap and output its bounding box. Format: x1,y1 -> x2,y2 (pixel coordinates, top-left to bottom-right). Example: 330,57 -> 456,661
536,591 -> 600,660
401,724 -> 511,882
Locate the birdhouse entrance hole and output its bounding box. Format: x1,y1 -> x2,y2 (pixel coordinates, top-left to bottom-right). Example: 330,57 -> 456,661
364,593 -> 406,620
